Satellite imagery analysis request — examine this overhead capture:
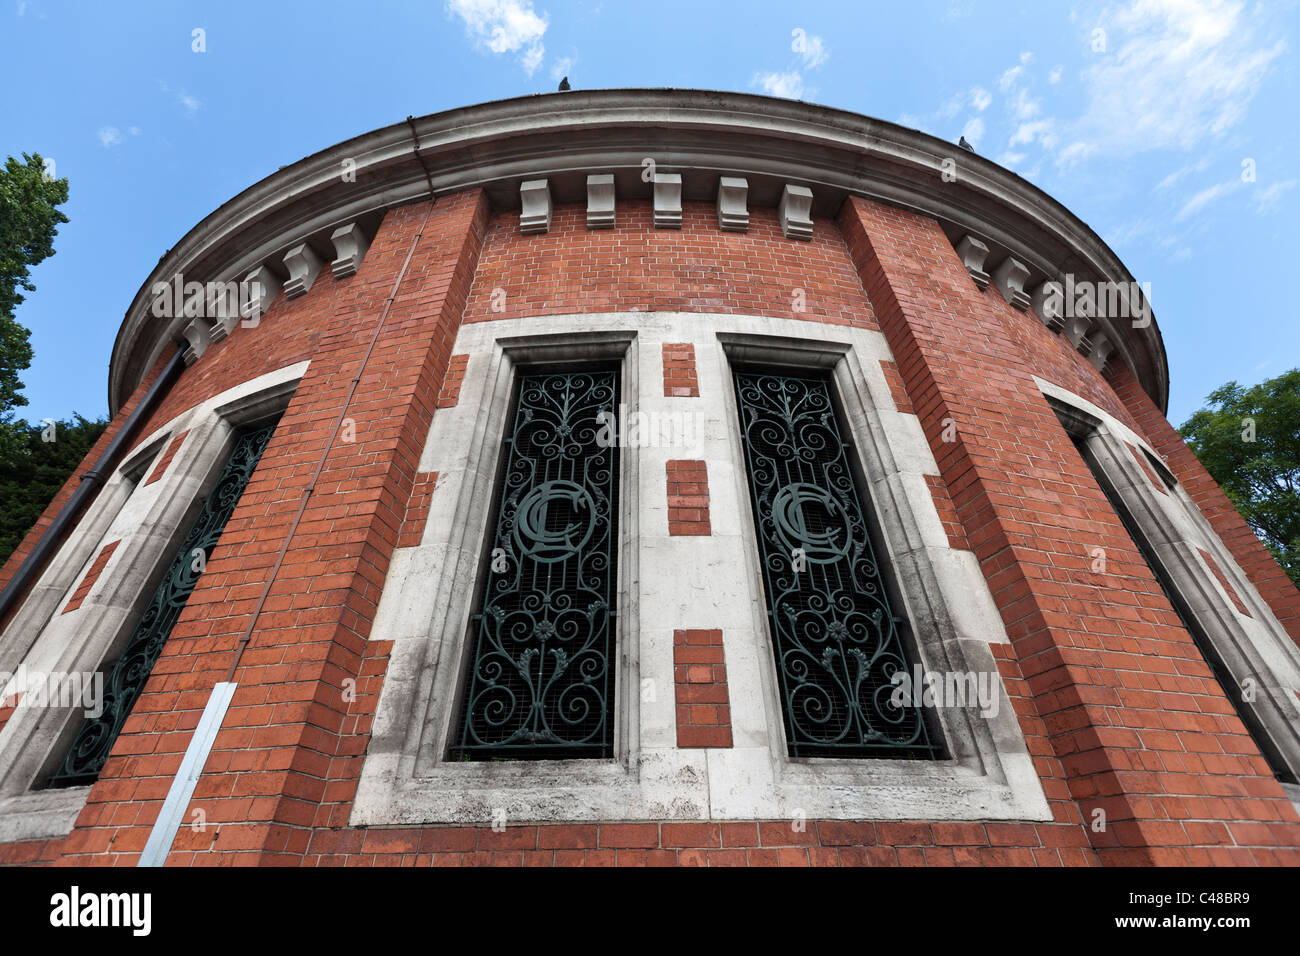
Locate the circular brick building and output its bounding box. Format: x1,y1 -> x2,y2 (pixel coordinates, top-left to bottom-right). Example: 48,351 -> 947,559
1,89 -> 1298,866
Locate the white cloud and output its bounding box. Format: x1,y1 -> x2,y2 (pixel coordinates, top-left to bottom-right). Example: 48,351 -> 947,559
550,55 -> 574,82
753,70 -> 809,100
998,151 -> 1028,167
447,0 -> 548,75
1010,119 -> 1055,147
1058,141 -> 1095,165
1060,0 -> 1284,165
971,87 -> 992,111
961,117 -> 985,146
97,126 -> 122,148
1019,50 -> 1034,64
1254,179 -> 1298,214
792,28 -> 829,68
1012,88 -> 1040,120
998,65 -> 1024,90
1175,178 -> 1240,220
159,81 -> 201,115
1104,217 -> 1157,247
1155,157 -> 1211,190
1048,65 -> 1063,84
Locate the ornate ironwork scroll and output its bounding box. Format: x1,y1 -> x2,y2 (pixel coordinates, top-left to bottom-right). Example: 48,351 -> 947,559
732,371 -> 939,758
49,419 -> 279,788
452,370 -> 619,759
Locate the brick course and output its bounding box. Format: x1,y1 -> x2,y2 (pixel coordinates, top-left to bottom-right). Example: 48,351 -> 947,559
143,430 -> 190,486
61,539 -> 121,614
673,629 -> 733,748
662,343 -> 700,397
666,460 -> 711,536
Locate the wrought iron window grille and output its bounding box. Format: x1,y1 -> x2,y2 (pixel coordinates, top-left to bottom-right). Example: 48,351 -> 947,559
732,368 -> 943,759
450,368 -> 621,760
46,417 -> 281,788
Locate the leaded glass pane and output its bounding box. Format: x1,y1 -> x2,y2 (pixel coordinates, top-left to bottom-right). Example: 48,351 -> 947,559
452,370 -> 619,759
732,370 -> 940,758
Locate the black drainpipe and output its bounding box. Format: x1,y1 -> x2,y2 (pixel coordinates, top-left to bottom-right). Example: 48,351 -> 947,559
0,344 -> 188,625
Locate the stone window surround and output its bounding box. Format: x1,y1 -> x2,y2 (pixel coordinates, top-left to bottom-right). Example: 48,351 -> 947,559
0,361 -> 307,845
352,312 -> 1051,827
1038,377 -> 1300,804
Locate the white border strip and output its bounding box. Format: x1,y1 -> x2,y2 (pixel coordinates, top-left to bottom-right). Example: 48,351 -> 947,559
137,681 -> 237,867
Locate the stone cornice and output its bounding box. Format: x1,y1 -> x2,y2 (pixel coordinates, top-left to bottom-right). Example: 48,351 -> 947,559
108,88 -> 1169,413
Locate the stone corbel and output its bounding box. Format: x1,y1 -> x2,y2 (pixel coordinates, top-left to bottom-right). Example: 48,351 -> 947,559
653,173 -> 682,228
520,179 -> 552,234
955,235 -> 990,290
1088,333 -> 1115,372
1031,280 -> 1065,332
235,265 -> 281,332
778,184 -> 813,240
1063,314 -> 1094,355
586,174 -> 615,229
206,280 -> 242,342
717,176 -> 749,232
330,222 -> 371,279
181,317 -> 209,366
283,243 -> 323,299
993,257 -> 1031,310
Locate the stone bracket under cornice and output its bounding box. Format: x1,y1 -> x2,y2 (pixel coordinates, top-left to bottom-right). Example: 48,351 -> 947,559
509,169 -> 807,242
167,218 -> 376,366
945,231 -> 1151,383
108,89 -> 1168,415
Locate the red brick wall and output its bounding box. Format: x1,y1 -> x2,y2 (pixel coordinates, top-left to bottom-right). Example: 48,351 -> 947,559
2,187 -> 1297,867
30,191 -> 491,865
1110,365 -> 1300,647
397,472 -> 439,549
436,355 -> 469,408
462,201 -> 878,329
839,194 -> 1299,865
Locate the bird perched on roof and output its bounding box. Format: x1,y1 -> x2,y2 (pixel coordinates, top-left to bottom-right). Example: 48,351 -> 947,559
558,76 -> 571,91
958,136 -> 974,153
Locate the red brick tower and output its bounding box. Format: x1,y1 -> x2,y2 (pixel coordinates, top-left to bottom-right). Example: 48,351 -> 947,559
1,90 -> 1297,867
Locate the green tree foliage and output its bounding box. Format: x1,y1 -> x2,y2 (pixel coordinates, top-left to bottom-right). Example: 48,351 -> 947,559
0,414 -> 108,566
1179,369 -> 1300,588
0,151 -> 70,426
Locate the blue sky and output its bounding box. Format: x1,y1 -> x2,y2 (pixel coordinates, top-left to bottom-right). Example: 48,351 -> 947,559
2,0 -> 1297,426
